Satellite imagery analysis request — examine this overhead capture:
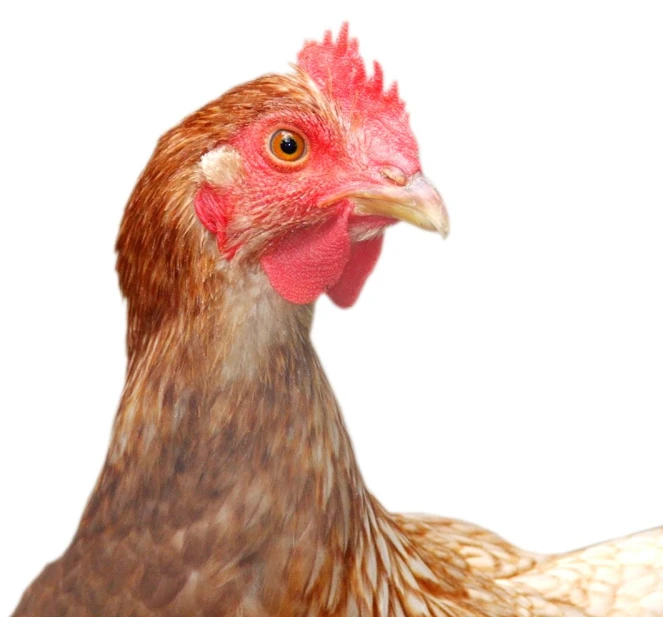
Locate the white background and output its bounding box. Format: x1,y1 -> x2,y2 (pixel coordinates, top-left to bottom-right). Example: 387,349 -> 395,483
1,1 -> 662,613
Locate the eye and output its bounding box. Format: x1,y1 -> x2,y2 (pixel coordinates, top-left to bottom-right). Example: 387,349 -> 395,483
269,129 -> 307,163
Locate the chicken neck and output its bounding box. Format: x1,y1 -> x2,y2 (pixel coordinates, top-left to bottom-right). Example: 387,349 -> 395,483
75,261 -> 463,615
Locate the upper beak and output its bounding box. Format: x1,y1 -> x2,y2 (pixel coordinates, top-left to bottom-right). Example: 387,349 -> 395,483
345,172 -> 449,237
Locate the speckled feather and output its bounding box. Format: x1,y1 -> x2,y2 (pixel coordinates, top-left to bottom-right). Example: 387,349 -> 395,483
11,25 -> 663,617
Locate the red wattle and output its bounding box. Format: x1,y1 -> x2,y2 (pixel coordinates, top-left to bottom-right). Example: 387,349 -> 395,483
261,210 -> 352,305
327,235 -> 383,308
197,186 -> 386,308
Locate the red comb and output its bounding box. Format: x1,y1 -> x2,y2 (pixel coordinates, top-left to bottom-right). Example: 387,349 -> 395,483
297,23 -> 406,120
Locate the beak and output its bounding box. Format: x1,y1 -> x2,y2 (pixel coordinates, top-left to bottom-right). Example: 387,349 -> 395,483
345,172 -> 449,237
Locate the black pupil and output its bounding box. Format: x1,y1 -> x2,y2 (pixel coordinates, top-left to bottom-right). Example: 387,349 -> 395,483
280,134 -> 298,155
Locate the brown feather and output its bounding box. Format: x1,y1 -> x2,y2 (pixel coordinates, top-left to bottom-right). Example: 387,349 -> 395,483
12,69 -> 663,617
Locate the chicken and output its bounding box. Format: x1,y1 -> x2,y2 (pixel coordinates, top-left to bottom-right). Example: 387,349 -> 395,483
11,23 -> 663,617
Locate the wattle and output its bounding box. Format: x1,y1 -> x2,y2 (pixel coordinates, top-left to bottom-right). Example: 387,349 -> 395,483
261,209 -> 385,307
195,183 -> 387,307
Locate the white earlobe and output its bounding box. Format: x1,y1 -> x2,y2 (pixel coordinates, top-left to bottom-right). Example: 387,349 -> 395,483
200,145 -> 244,186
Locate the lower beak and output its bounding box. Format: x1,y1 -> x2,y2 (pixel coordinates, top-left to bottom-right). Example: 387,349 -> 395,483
347,173 -> 449,237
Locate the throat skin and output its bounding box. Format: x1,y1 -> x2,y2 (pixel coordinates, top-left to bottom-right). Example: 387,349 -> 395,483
71,264 -> 468,616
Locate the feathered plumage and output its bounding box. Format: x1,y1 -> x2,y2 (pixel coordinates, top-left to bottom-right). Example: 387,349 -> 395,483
11,24 -> 663,617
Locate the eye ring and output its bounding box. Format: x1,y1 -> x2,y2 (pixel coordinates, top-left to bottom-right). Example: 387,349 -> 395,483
268,129 -> 308,164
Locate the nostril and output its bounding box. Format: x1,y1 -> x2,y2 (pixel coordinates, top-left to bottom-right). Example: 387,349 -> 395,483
380,166 -> 408,187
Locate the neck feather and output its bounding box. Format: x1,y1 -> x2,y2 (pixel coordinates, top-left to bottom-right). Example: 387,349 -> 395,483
88,263 -> 367,550
82,262 -> 470,616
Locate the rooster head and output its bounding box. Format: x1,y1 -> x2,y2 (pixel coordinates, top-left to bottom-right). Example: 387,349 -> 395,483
193,24 -> 448,308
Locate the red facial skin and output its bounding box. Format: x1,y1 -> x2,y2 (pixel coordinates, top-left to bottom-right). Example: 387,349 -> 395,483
194,25 -> 421,307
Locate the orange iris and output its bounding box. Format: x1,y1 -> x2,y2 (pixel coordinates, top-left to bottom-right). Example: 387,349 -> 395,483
269,130 -> 307,163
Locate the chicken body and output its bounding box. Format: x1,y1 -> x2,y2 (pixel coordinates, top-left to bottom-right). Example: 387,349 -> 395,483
12,26 -> 663,617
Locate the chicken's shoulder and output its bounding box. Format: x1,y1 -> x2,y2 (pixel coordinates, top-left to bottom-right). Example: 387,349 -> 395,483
394,513 -> 546,580
393,514 -> 602,616
501,527 -> 663,617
